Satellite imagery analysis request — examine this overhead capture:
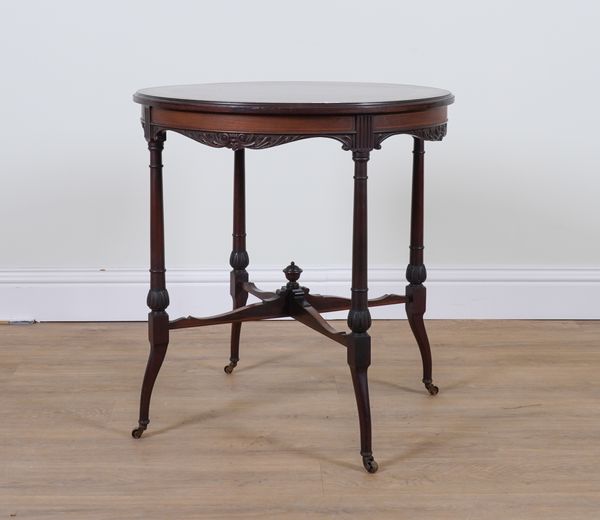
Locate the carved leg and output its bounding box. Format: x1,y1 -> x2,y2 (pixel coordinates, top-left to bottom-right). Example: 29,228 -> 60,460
348,334 -> 377,473
132,131 -> 170,439
347,149 -> 377,473
406,137 -> 438,396
132,314 -> 168,438
225,149 -> 249,374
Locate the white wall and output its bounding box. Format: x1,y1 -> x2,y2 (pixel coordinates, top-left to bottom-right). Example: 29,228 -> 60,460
1,0 -> 599,320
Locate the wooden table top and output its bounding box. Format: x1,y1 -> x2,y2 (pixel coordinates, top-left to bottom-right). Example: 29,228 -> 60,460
133,81 -> 454,115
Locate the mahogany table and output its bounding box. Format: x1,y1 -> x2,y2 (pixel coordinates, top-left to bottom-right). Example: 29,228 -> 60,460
131,82 -> 454,473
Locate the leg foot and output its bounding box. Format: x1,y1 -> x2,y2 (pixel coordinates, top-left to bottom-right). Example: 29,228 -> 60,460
362,454 -> 379,473
131,420 -> 149,439
424,379 -> 439,395
348,334 -> 377,474
224,360 -> 237,374
134,315 -> 168,439
406,285 -> 437,396
226,318 -> 243,374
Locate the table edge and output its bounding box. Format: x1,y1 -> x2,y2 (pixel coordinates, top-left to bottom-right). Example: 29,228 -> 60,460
132,92 -> 455,115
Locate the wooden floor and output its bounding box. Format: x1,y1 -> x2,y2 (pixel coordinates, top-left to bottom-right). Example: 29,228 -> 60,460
1,320 -> 599,519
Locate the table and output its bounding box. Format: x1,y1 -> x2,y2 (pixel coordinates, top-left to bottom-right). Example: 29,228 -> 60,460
131,82 -> 454,473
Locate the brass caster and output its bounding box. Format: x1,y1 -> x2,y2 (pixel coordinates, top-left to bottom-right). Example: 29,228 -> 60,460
224,361 -> 237,374
131,421 -> 148,439
362,454 -> 379,473
424,380 -> 439,396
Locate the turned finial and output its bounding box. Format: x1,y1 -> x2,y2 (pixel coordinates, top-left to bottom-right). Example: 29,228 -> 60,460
283,261 -> 302,285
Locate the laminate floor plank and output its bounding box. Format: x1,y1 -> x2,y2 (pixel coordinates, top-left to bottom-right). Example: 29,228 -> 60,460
1,320 -> 599,518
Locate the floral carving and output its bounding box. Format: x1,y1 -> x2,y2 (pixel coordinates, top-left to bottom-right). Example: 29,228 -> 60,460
410,123 -> 447,141
171,130 -> 306,150
374,123 -> 447,149
143,127 -> 353,151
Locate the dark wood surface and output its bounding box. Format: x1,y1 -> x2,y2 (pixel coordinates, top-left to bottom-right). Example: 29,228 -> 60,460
133,81 -> 452,473
134,81 -> 453,114
137,83 -> 453,150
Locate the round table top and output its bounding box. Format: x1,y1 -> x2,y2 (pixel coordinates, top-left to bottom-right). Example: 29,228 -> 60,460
133,81 -> 454,115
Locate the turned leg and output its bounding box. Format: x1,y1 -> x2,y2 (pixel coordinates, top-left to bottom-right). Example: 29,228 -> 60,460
132,130 -> 170,439
347,149 -> 378,473
405,137 -> 438,396
225,149 -> 250,374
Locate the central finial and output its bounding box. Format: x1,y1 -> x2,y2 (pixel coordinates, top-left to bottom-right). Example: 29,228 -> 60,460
283,261 -> 302,286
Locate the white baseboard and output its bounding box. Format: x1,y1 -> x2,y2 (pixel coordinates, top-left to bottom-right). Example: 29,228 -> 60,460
1,266 -> 599,321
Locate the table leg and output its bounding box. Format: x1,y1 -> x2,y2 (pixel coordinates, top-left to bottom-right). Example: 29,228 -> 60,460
132,131 -> 170,439
347,150 -> 378,473
406,137 -> 439,396
225,149 -> 250,374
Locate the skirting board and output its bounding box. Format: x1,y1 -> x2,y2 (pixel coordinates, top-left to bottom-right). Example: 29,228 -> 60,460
1,266 -> 599,322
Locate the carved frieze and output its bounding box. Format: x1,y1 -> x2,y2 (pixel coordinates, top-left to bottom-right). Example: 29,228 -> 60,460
141,122 -> 447,151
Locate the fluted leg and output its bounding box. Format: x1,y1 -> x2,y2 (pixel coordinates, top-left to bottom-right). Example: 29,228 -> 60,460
132,131 -> 170,439
406,137 -> 438,396
225,149 -> 249,374
347,149 -> 377,473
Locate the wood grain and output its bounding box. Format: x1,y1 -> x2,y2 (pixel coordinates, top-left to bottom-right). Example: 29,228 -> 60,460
372,106 -> 447,131
1,320 -> 599,518
151,108 -> 355,134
